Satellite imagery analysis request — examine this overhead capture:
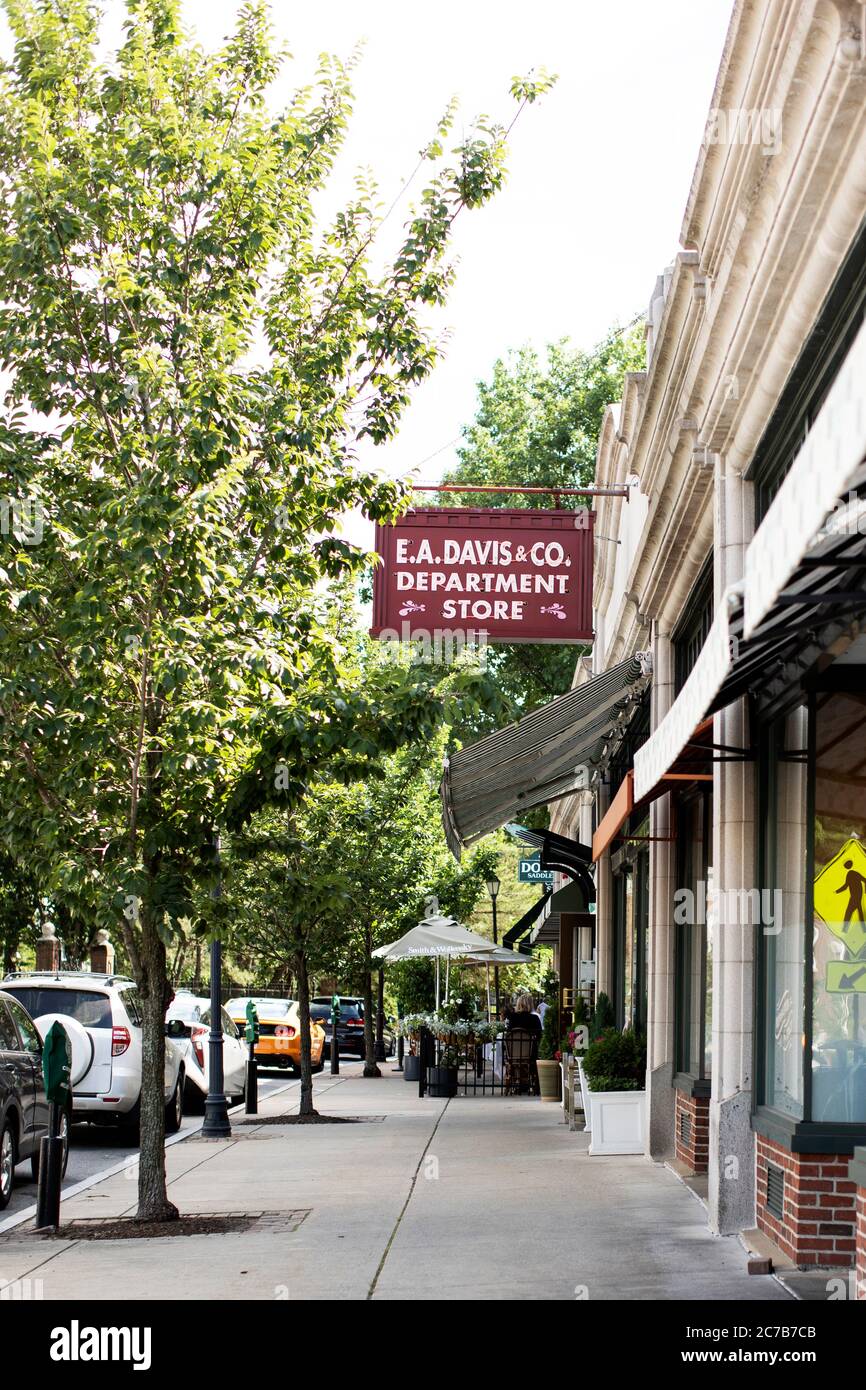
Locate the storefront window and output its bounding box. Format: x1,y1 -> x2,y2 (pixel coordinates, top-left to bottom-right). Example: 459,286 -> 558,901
811,692 -> 866,1124
762,705 -> 808,1119
675,790 -> 712,1079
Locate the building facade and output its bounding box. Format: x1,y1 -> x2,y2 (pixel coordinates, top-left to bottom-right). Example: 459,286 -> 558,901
440,0 -> 866,1281
551,0 -> 866,1272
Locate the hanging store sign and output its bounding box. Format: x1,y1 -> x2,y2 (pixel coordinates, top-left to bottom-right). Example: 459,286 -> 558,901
518,853 -> 555,885
371,508 -> 594,644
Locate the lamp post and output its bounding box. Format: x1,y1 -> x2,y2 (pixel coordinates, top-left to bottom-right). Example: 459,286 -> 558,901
486,875 -> 500,1021
202,831 -> 231,1139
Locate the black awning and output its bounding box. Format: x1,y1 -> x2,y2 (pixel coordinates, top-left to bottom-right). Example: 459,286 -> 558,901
441,654 -> 650,856
530,877 -> 593,946
502,891 -> 551,951
507,824 -> 596,902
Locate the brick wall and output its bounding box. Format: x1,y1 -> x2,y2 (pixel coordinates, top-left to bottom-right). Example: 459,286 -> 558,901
850,1149 -> 866,1300
756,1134 -> 857,1268
675,1089 -> 709,1174
856,1189 -> 866,1299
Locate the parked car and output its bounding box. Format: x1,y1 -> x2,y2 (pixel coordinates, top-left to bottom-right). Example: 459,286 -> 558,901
166,992 -> 246,1109
0,989 -> 71,1208
224,997 -> 325,1075
310,996 -> 396,1058
1,972 -> 185,1133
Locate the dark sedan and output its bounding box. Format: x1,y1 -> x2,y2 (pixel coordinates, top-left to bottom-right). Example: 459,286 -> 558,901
0,989 -> 69,1208
310,998 -> 395,1059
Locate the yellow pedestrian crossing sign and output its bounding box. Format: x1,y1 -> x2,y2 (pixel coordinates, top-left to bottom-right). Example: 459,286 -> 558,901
813,837 -> 866,961
826,960 -> 866,994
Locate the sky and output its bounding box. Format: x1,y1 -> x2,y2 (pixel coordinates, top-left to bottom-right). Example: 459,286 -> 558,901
1,0 -> 735,539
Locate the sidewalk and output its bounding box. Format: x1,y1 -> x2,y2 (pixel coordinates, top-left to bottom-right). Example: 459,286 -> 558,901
0,1067 -> 794,1301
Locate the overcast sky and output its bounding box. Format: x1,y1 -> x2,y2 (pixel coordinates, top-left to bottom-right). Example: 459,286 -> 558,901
1,0 -> 735,532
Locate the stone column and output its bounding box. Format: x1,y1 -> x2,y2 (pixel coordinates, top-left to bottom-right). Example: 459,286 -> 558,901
647,627 -> 677,1159
89,929 -> 115,975
35,922 -> 61,973
708,456 -> 756,1235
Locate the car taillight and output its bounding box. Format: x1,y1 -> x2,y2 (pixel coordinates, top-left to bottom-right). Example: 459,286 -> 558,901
275,1025 -> 297,1039
191,1024 -> 206,1068
111,1026 -> 131,1056
347,1019 -> 364,1027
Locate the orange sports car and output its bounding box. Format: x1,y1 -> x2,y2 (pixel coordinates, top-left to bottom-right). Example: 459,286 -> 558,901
225,996 -> 326,1074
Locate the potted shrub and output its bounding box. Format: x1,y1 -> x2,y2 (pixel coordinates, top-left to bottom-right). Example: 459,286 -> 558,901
427,1041 -> 459,1098
399,1014 -> 428,1081
537,987 -> 562,1101
582,1028 -> 647,1155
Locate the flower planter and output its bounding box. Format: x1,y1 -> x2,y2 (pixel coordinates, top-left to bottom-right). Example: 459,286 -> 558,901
536,1057 -> 561,1102
577,1057 -> 592,1130
403,1054 -> 420,1082
587,1086 -> 646,1155
427,1065 -> 458,1098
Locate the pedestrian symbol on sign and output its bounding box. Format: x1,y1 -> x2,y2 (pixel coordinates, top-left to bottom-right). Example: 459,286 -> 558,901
814,837 -> 866,984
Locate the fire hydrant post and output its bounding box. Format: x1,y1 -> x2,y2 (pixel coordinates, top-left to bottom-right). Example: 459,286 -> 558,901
36,1021 -> 71,1231
330,994 -> 341,1075
244,999 -> 259,1115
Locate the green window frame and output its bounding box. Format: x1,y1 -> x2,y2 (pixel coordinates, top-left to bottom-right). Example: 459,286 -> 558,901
754,680 -> 866,1152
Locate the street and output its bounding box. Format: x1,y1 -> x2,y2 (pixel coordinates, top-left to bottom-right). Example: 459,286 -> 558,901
2,1073 -> 293,1222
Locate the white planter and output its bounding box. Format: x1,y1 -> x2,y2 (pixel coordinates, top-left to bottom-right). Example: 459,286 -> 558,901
587,1086 -> 646,1155
577,1056 -> 592,1131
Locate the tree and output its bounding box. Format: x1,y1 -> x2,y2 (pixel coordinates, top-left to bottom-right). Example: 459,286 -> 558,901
0,846 -> 43,973
229,725 -> 498,1106
438,325 -> 646,746
0,0 -> 551,1217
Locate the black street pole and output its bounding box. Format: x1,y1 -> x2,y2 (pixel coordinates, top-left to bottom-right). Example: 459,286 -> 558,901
486,874 -> 501,1022
202,831 -> 231,1138
492,895 -> 500,1021
374,967 -> 386,1062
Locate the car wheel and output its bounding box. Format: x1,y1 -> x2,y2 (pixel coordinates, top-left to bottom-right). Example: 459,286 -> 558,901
165,1071 -> 184,1134
311,1060 -> 325,1075
30,1107 -> 71,1183
0,1118 -> 16,1210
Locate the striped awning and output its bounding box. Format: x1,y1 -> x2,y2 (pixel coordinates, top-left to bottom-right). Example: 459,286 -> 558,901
441,654 -> 650,856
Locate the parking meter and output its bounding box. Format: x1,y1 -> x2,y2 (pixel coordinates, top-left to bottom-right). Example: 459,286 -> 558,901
330,994 -> 341,1075
36,1021 -> 70,1230
244,1000 -> 259,1115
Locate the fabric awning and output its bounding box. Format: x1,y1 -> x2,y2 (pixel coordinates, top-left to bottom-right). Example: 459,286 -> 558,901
634,322 -> 866,803
633,595 -> 739,802
502,891 -> 551,951
744,314 -> 866,640
593,718 -> 713,860
441,654 -> 650,855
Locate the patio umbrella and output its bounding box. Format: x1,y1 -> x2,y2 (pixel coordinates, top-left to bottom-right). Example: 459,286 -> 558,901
373,909 -> 496,1009
459,943 -> 532,1020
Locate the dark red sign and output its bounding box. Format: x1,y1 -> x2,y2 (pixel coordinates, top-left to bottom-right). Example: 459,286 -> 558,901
371,508 -> 594,644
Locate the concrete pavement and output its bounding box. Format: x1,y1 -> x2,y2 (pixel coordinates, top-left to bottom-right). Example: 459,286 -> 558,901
0,1065 -> 794,1301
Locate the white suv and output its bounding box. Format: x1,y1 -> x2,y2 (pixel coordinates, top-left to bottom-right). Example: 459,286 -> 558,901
1,972 -> 185,1132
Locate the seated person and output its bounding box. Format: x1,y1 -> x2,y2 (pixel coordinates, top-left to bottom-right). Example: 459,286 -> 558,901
507,993 -> 541,1037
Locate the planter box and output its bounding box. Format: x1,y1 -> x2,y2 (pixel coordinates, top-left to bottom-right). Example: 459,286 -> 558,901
587,1086 -> 646,1155
403,1053 -> 420,1082
427,1065 -> 458,1098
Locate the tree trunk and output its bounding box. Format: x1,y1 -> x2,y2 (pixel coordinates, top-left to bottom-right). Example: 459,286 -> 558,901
296,947 -> 317,1117
362,942 -> 380,1078
136,913 -> 178,1222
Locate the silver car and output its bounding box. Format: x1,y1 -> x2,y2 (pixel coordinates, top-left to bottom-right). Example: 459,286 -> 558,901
1,972 -> 186,1132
